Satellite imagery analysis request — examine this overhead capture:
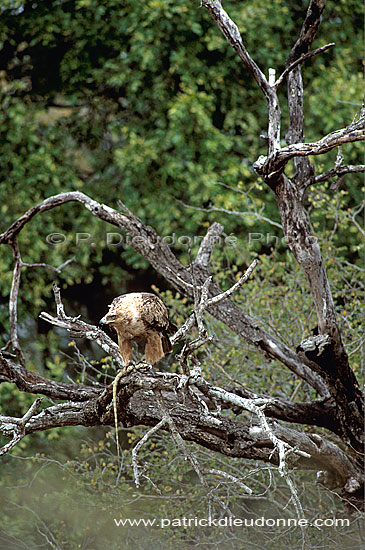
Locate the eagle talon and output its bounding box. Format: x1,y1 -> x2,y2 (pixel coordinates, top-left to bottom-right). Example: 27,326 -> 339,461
123,362 -> 136,375
135,360 -> 154,373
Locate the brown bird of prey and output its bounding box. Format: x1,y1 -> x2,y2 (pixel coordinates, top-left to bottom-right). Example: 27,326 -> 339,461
99,292 -> 176,365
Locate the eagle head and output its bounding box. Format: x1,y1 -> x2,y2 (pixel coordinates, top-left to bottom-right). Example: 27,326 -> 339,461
99,312 -> 118,326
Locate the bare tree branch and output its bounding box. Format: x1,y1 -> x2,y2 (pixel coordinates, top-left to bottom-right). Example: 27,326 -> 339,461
155,389 -> 233,515
4,231 -> 75,370
202,468 -> 253,494
0,397 -> 42,456
201,0 -> 269,97
200,0 -> 363,456
40,311 -> 124,368
275,42 -> 335,89
286,0 -> 327,66
284,0 -> 333,189
201,0 -> 281,154
0,192 -> 327,395
254,122 -> 365,182
194,222 -> 224,268
314,165 -> 365,185
132,418 -> 167,487
180,200 -> 283,229
281,125 -> 365,161
20,256 -> 76,273
1,369 -> 361,494
0,351 -> 100,401
8,242 -> 25,367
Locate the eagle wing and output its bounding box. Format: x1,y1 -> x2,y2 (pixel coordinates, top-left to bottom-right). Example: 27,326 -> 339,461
137,293 -> 170,331
137,293 -> 177,355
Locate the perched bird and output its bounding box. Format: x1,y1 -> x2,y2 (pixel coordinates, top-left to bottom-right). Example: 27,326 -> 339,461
99,292 -> 176,365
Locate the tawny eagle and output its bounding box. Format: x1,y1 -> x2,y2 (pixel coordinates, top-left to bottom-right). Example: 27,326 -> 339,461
99,292 -> 176,365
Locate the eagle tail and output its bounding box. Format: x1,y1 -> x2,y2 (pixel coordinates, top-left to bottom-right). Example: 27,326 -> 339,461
161,332 -> 172,354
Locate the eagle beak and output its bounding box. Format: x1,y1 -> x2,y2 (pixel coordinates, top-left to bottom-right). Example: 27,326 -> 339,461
99,312 -> 117,326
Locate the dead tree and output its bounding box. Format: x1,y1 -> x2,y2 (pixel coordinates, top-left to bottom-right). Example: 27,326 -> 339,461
0,0 -> 364,512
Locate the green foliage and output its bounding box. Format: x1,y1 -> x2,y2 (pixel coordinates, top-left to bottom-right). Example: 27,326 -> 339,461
0,1 -> 363,543
0,0 -> 362,262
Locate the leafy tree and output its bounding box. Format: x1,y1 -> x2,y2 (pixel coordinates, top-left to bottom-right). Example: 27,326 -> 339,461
0,1 -> 364,549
